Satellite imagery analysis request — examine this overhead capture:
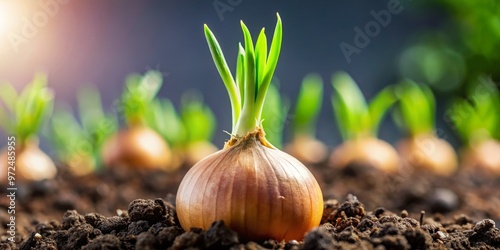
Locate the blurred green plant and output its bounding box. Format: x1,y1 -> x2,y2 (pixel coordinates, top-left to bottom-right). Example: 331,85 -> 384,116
392,80 -> 436,136
120,70 -> 163,126
447,77 -> 500,145
50,86 -> 117,174
261,81 -> 289,149
0,74 -> 58,181
292,73 -> 323,138
401,0 -> 500,92
0,73 -> 54,144
332,72 -> 398,141
147,90 -> 217,152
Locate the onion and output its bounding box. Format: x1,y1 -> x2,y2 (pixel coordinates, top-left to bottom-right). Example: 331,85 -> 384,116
0,142 -> 57,183
176,14 -> 323,242
330,137 -> 399,173
101,126 -> 172,170
397,134 -> 457,176
177,128 -> 323,241
285,136 -> 328,165
461,139 -> 500,174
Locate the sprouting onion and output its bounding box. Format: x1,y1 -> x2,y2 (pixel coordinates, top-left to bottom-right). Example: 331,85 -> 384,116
101,70 -> 172,170
447,77 -> 500,174
146,91 -> 217,168
393,80 -> 458,176
176,14 -> 324,242
285,74 -> 328,164
0,74 -> 57,182
330,72 -> 399,173
261,81 -> 289,149
50,86 -> 117,175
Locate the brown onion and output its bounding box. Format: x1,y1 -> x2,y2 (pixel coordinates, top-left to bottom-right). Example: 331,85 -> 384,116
0,141 -> 57,183
397,133 -> 458,176
176,129 -> 323,241
285,135 -> 328,165
101,126 -> 172,170
330,137 -> 399,173
460,139 -> 500,174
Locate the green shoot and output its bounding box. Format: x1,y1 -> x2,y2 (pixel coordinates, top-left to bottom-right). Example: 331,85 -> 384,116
146,92 -> 216,149
204,13 -> 282,137
448,77 -> 500,145
262,81 -> 289,148
180,91 -> 216,144
0,74 -> 54,144
147,98 -> 186,147
51,86 -> 117,170
120,70 -> 163,126
293,73 -> 323,137
331,72 -> 397,141
392,80 -> 436,136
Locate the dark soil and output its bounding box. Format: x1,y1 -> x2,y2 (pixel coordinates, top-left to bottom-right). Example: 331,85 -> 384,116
1,161 -> 499,249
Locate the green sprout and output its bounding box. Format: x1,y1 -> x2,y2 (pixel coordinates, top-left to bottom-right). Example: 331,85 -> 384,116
0,74 -> 54,144
204,13 -> 282,138
147,98 -> 186,146
293,73 -> 323,138
147,91 -> 216,149
120,70 -> 163,126
50,86 -> 117,171
392,80 -> 436,136
331,72 -> 398,141
448,77 -> 500,145
261,81 -> 289,148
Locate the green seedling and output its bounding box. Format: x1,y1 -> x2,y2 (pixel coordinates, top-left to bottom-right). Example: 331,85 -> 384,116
148,91 -> 218,167
0,74 -> 57,182
285,73 -> 328,164
51,86 -> 117,175
448,77 -> 500,174
330,71 -> 399,173
261,81 -> 289,149
393,80 -> 458,176
101,70 -> 172,170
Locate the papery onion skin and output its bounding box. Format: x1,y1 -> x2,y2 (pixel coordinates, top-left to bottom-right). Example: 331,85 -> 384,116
176,129 -> 323,242
285,135 -> 328,165
330,137 -> 399,173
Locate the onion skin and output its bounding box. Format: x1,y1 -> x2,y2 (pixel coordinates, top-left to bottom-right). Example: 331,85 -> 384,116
101,126 -> 172,170
285,136 -> 328,165
460,139 -> 500,175
176,128 -> 324,242
0,142 -> 57,183
397,134 -> 458,176
330,137 -> 399,173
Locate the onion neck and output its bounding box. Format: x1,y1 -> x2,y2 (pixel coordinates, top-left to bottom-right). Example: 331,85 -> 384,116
224,127 -> 273,149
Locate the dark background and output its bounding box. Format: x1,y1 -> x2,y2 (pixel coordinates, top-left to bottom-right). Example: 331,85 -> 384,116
0,0 -> 456,151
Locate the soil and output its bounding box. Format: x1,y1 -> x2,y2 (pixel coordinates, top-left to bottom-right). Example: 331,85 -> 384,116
1,160 -> 499,249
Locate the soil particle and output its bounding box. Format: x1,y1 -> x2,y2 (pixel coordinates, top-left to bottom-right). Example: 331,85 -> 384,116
128,199 -> 167,223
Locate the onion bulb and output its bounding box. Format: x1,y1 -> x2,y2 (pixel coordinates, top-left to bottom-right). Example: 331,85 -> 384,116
397,134 -> 457,176
285,135 -> 328,165
101,126 -> 172,170
0,141 -> 57,183
177,128 -> 323,241
176,14 -> 323,242
330,137 -> 399,173
461,139 -> 500,175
